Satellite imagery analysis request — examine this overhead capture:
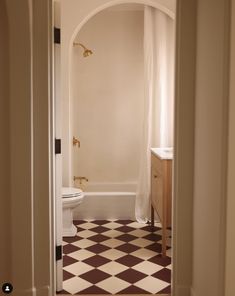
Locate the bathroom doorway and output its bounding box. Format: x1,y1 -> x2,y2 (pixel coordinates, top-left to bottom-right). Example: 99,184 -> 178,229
55,2 -> 174,294
53,0 -> 195,295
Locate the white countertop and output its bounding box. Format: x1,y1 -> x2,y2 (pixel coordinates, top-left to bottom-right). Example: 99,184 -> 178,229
151,147 -> 173,160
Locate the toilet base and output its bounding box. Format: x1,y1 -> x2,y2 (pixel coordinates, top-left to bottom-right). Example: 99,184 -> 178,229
63,207 -> 77,237
63,224 -> 77,237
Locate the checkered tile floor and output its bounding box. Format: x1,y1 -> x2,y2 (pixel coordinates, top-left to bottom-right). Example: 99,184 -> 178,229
58,220 -> 171,295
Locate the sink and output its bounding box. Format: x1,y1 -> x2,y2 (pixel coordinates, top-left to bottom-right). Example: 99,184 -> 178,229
163,148 -> 173,153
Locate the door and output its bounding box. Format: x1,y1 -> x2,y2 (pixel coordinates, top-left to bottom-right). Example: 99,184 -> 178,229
54,28 -> 63,291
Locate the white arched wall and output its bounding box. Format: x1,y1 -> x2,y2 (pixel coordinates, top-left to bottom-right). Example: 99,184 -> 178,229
60,0 -> 175,186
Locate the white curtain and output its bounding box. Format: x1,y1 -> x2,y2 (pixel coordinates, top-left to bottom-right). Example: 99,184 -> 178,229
135,6 -> 175,223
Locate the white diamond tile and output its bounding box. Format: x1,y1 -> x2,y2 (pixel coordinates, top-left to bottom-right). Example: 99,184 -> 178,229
130,238 -> 153,247
96,276 -> 129,294
69,249 -> 94,261
100,238 -> 124,248
131,248 -> 156,260
132,261 -> 162,275
76,222 -> 97,229
135,276 -> 169,294
64,261 -> 93,276
102,229 -> 123,238
127,222 -> 146,228
166,264 -> 172,270
129,229 -> 149,237
76,229 -> 96,238
99,249 -> 126,260
102,221 -> 123,229
72,238 -> 95,249
97,261 -> 127,275
63,277 -> 92,294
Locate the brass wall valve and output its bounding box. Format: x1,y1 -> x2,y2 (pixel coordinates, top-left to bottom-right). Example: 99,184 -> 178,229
73,136 -> 80,147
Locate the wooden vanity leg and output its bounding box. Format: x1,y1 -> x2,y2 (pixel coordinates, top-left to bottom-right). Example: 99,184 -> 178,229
162,223 -> 166,257
151,205 -> 154,230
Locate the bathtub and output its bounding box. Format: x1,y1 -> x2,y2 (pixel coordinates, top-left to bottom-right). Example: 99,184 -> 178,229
73,182 -> 136,220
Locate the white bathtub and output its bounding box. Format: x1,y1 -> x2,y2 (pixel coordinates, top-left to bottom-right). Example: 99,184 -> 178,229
73,182 -> 136,220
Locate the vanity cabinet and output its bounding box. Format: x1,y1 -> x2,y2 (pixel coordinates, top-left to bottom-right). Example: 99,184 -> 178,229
150,149 -> 172,256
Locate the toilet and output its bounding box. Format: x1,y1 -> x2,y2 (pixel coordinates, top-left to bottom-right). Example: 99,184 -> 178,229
62,187 -> 84,237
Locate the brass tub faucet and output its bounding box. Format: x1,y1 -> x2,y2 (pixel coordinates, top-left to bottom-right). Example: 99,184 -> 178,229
73,136 -> 80,147
74,176 -> 88,183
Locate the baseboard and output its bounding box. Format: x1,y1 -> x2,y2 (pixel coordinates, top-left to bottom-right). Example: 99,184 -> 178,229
191,287 -> 196,296
14,286 -> 50,296
36,285 -> 51,296
174,284 -> 191,296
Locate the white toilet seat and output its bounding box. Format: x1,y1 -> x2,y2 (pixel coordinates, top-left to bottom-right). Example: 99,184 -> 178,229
62,187 -> 83,198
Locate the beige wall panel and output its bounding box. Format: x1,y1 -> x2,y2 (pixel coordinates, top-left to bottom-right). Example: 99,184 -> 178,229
0,0 -> 11,283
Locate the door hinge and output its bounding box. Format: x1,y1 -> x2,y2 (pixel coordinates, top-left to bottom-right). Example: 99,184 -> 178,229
55,139 -> 61,154
54,27 -> 60,44
56,245 -> 62,261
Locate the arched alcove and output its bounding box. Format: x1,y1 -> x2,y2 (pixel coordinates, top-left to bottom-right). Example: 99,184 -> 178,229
60,0 -> 175,187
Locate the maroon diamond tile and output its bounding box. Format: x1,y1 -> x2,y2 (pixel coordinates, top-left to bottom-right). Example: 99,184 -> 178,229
116,243 -> 139,254
141,225 -> 161,232
83,255 -> 110,267
90,226 -> 110,233
89,234 -> 109,243
76,226 -> 84,232
152,268 -> 171,283
116,268 -> 147,283
63,244 -> 80,255
63,270 -> 75,281
76,285 -> 110,294
158,284 -> 171,294
116,254 -> 142,267
117,285 -> 151,294
86,243 -> 110,254
73,220 -> 85,225
145,242 -> 167,253
80,269 -> 110,284
63,255 -> 78,267
57,289 -> 70,294
115,234 -> 136,242
148,254 -> 171,266
63,236 -> 82,243
116,220 -> 134,225
143,233 -> 162,242
116,225 -> 135,233
91,220 -> 109,225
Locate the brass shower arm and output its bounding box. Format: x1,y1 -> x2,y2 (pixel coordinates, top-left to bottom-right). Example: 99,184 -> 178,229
73,42 -> 87,50
73,42 -> 93,57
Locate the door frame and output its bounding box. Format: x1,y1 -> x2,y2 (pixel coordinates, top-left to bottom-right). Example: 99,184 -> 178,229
3,0 -> 231,295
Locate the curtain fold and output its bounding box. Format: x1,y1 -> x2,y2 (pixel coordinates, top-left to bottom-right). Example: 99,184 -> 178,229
135,6 -> 175,223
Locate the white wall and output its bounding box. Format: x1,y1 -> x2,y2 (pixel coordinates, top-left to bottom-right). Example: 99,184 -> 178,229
71,9 -> 144,184
225,1 -> 235,295
60,0 -> 175,186
192,0 -> 230,295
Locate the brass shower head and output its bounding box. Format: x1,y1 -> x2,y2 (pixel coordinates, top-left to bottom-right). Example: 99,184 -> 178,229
73,42 -> 93,57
